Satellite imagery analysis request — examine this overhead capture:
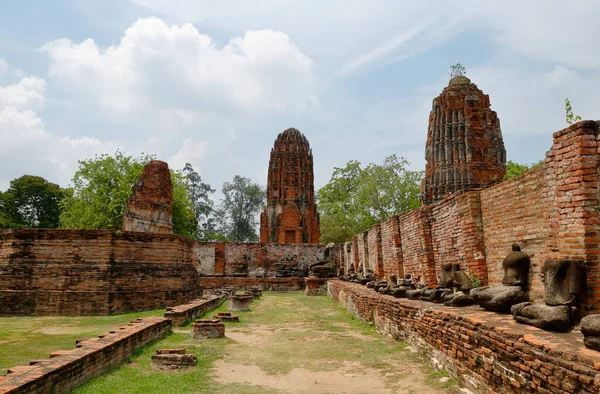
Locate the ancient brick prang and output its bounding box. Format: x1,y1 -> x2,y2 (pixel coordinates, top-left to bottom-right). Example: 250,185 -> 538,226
421,76 -> 506,205
123,160 -> 173,233
260,128 -> 320,244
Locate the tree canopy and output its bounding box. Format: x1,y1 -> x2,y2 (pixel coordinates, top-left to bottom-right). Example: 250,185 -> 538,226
218,175 -> 265,242
0,175 -> 65,228
59,150 -> 199,238
504,160 -> 544,180
317,155 -> 422,244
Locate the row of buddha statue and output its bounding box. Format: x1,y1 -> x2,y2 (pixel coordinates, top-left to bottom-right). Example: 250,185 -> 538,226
339,243 -> 600,352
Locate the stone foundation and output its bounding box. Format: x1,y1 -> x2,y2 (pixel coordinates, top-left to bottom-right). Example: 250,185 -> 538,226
191,319 -> 225,339
329,280 -> 600,394
199,276 -> 307,292
213,312 -> 239,322
164,293 -> 230,326
304,277 -> 328,296
228,295 -> 253,311
0,317 -> 171,394
151,349 -> 197,369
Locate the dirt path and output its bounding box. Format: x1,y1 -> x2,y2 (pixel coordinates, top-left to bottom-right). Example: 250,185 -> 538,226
211,292 -> 456,394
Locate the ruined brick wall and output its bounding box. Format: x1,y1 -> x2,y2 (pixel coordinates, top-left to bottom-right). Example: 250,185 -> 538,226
380,216 -> 402,280
122,160 -> 173,234
421,76 -> 506,205
0,229 -> 201,315
0,228 -> 323,315
343,242 -> 353,273
356,231 -> 368,275
199,277 -> 306,291
367,224 -> 383,277
260,128 -> 320,244
397,209 -> 436,286
330,281 -> 600,394
430,191 -> 487,286
542,121 -> 600,312
341,121 -> 600,313
0,317 -> 171,393
222,242 -> 323,277
480,168 -> 548,301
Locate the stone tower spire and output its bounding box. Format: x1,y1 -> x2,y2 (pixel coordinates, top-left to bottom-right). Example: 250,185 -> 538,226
260,128 -> 320,244
421,76 -> 506,205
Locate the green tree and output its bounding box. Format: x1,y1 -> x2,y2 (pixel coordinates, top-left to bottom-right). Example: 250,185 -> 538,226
182,163 -> 216,240
316,160 -> 364,243
1,175 -> 65,228
317,155 -> 422,244
503,160 -> 544,180
219,175 -> 265,242
449,63 -> 466,78
59,150 -> 154,229
171,170 -> 199,238
59,150 -> 199,237
565,97 -> 582,125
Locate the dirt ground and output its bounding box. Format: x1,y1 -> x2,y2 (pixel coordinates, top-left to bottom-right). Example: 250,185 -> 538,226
209,293 -> 457,394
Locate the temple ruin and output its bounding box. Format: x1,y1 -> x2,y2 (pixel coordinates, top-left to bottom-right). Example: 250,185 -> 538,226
2,73 -> 600,393
259,128 -> 320,244
122,160 -> 174,234
421,75 -> 506,205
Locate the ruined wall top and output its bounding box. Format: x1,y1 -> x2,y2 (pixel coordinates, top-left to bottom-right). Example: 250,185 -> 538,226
260,128 -> 320,244
122,160 -> 173,234
421,76 -> 506,205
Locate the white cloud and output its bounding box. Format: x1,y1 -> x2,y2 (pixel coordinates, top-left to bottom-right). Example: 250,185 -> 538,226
167,137 -> 207,172
0,77 -> 117,189
0,59 -> 8,75
129,0 -> 600,75
42,17 -> 315,115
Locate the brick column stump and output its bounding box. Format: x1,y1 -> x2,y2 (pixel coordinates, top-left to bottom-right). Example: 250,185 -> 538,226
151,349 -> 197,369
213,312 -> 240,322
304,277 -> 328,296
191,319 -> 225,339
228,295 -> 253,311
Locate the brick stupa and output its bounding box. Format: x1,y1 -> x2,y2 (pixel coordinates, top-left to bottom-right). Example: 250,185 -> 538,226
260,128 -> 320,244
122,160 -> 174,233
421,75 -> 506,205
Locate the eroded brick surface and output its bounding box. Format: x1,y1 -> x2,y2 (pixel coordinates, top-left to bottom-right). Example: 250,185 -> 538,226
421,76 -> 506,205
330,281 -> 600,394
260,128 -> 320,244
123,160 -> 173,234
0,317 -> 171,394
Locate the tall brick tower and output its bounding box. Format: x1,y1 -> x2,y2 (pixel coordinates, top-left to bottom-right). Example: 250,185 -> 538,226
260,128 -> 320,244
421,75 -> 506,205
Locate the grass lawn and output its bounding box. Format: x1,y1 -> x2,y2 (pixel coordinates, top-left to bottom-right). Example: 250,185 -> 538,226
0,309 -> 164,375
73,292 -> 457,394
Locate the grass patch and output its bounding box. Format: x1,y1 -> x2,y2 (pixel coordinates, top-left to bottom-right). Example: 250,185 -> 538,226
0,309 -> 164,375
7,292 -> 457,393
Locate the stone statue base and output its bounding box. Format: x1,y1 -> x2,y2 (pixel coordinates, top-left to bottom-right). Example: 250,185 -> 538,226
511,302 -> 573,332
443,292 -> 475,307
470,286 -> 528,313
581,315 -> 600,351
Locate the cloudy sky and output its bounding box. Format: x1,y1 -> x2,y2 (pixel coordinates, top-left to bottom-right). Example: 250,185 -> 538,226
1,1 -> 599,195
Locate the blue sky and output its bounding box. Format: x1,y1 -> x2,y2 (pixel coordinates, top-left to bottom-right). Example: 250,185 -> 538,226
1,0 -> 599,195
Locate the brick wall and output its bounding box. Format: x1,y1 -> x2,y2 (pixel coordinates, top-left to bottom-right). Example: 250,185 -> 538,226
380,216 -> 403,280
367,224 -> 383,276
480,168 -> 548,299
0,229 -> 201,316
0,229 -> 323,316
430,192 -> 487,285
199,277 -> 306,291
329,280 -> 600,394
340,121 -> 600,312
